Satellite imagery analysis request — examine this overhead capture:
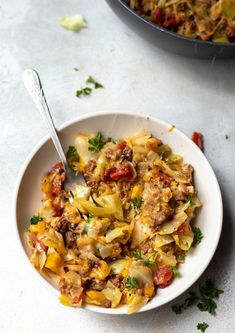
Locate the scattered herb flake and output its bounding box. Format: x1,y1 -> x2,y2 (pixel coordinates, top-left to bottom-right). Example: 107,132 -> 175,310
76,87 -> 92,98
66,145 -> 78,159
88,132 -> 105,153
30,215 -> 43,225
143,252 -> 157,266
177,253 -> 186,262
171,266 -> 180,277
86,76 -> 104,89
132,250 -> 142,260
186,196 -> 193,205
171,279 -> 223,316
132,197 -> 143,211
225,134 -> 229,139
197,322 -> 209,332
193,226 -> 204,245
126,276 -> 139,291
74,67 -> 79,71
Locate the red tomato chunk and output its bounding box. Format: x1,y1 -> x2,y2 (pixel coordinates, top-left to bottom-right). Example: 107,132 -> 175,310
192,132 -> 204,150
104,163 -> 133,182
154,266 -> 173,288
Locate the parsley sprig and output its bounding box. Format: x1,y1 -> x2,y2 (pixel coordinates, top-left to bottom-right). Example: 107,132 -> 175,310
86,76 -> 104,89
30,215 -> 43,225
66,145 -> 79,160
132,250 -> 157,266
193,226 -> 204,245
171,266 -> 180,277
126,276 -> 139,291
88,132 -> 105,153
197,322 -> 209,332
171,279 -> 223,315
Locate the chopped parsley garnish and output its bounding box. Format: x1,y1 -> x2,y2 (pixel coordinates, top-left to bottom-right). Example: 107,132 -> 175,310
132,250 -> 142,260
88,132 -> 105,153
225,134 -> 229,139
30,215 -> 43,225
177,253 -> 186,262
143,252 -> 157,266
171,266 -> 180,277
132,250 -> 157,266
86,76 -> 104,89
193,226 -> 203,245
132,197 -> 143,211
86,214 -> 93,223
186,196 -> 193,205
66,145 -> 79,159
76,87 -> 92,98
197,322 -> 209,332
171,279 -> 223,315
126,276 -> 139,291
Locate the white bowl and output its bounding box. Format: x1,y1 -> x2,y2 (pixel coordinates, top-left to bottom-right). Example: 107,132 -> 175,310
14,111 -> 223,314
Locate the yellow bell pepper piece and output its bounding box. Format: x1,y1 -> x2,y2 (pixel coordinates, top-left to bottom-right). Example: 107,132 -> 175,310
130,185 -> 143,200
59,294 -> 73,307
29,221 -> 46,234
144,283 -> 155,298
90,260 -> 111,280
86,290 -> 106,305
45,251 -> 63,274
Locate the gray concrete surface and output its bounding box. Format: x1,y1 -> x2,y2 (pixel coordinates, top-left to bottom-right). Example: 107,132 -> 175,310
0,1 -> 234,332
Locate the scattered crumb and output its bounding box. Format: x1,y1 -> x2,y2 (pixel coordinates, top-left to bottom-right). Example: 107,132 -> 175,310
169,125 -> 176,132
58,14 -> 86,31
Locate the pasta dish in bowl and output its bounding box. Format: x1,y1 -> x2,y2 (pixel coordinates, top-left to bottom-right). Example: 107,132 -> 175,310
14,112 -> 222,314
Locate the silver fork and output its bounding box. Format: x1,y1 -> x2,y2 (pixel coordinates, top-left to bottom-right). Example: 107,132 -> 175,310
22,68 -> 86,192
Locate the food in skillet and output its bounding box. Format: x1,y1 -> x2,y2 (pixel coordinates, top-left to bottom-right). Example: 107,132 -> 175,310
126,0 -> 235,43
25,129 -> 200,314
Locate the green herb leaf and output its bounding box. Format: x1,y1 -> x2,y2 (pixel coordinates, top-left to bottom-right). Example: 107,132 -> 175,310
197,322 -> 209,332
66,146 -> 79,159
197,298 -> 217,315
76,87 -> 92,98
186,196 -> 193,205
132,197 -> 143,211
132,250 -> 142,260
86,76 -> 104,89
30,215 -> 43,225
171,279 -> 223,316
225,134 -> 229,139
193,226 -> 204,245
177,253 -> 186,262
88,132 -> 105,153
171,305 -> 183,314
143,252 -> 157,266
199,279 -> 224,299
171,266 -> 180,277
126,276 -> 139,291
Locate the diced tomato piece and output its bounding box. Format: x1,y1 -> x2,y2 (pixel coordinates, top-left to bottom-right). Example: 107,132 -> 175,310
117,140 -> 127,151
163,15 -> 177,29
153,266 -> 173,288
52,162 -> 64,172
52,202 -> 63,216
104,167 -> 117,182
192,132 -> 204,150
52,173 -> 65,195
177,222 -> 191,235
107,163 -> 134,181
154,8 -> 165,25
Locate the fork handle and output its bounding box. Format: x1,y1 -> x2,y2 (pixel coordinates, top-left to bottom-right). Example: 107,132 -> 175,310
22,69 -> 69,171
